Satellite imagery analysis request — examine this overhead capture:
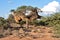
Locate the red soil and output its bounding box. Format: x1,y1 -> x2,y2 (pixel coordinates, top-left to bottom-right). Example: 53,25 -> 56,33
0,26 -> 60,40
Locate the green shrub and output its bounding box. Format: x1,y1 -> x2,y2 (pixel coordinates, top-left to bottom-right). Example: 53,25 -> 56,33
40,12 -> 60,37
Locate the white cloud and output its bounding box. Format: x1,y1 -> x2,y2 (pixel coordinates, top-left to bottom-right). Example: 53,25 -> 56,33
42,1 -> 60,13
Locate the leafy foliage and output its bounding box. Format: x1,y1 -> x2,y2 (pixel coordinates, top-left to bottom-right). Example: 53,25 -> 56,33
39,12 -> 60,36
0,5 -> 60,38
7,14 -> 15,23
0,17 -> 8,27
16,6 -> 34,11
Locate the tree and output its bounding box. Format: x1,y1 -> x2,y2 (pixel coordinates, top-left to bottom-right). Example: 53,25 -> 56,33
7,14 -> 15,23
16,6 -> 34,11
10,9 -> 15,12
0,17 -> 9,27
11,6 -> 42,28
16,6 -> 27,12
0,17 -> 6,26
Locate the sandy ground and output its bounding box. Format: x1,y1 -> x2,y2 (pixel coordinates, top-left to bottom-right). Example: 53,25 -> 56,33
0,26 -> 60,40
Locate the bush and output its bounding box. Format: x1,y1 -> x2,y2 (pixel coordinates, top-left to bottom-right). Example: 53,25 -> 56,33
40,12 -> 60,37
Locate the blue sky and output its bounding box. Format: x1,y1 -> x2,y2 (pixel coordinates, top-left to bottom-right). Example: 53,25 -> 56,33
0,0 -> 60,18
